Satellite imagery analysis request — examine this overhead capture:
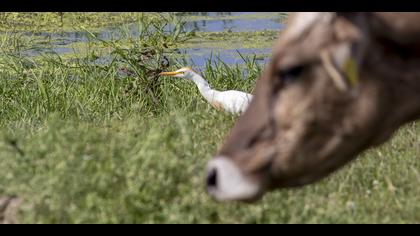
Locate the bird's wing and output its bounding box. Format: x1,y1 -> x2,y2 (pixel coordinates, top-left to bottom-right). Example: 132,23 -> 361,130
215,90 -> 253,113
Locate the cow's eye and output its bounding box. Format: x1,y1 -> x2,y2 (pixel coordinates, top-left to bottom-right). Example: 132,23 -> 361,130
277,65 -> 306,84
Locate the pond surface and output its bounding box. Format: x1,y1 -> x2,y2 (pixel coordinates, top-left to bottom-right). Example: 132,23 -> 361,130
25,12 -> 285,67
177,12 -> 284,67
182,18 -> 283,33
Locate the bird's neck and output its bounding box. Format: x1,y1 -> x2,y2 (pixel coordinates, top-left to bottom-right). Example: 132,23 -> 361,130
190,73 -> 218,103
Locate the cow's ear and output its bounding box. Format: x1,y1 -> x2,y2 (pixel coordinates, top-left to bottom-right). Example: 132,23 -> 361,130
320,46 -> 350,92
320,43 -> 361,92
334,12 -> 373,22
333,13 -> 367,41
320,14 -> 368,92
334,12 -> 353,20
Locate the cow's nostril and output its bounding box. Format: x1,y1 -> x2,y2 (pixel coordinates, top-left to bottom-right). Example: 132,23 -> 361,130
206,168 -> 218,189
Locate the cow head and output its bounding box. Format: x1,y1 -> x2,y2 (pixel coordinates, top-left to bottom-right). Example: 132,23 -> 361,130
205,12 -> 420,202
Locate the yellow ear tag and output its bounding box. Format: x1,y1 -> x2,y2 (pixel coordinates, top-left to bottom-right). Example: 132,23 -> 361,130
343,58 -> 359,87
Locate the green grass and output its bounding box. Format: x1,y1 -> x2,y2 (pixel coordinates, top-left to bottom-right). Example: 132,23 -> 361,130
0,12 -> 171,32
0,13 -> 419,224
179,30 -> 279,50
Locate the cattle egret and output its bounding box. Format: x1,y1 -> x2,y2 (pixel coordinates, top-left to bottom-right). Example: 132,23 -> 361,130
159,67 -> 253,114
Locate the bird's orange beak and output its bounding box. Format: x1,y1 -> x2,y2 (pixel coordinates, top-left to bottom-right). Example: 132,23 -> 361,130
159,71 -> 181,76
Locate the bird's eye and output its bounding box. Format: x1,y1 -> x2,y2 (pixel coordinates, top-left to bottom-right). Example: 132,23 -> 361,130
277,65 -> 306,84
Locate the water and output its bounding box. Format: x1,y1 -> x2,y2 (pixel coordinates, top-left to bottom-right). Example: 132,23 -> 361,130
24,12 -> 284,67
182,48 -> 271,68
175,12 -> 283,67
175,12 -> 253,17
181,18 -> 283,33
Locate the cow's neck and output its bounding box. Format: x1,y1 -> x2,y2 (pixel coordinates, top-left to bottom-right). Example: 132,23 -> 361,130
368,42 -> 420,125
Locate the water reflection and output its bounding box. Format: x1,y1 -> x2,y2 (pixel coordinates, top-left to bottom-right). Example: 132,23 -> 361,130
181,48 -> 271,68
182,18 -> 283,32
23,12 -> 284,67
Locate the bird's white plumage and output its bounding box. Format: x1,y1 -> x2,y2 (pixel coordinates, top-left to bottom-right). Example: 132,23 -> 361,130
209,90 -> 253,113
159,67 -> 253,114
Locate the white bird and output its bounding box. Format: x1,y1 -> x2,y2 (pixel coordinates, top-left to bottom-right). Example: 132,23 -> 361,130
159,67 -> 253,114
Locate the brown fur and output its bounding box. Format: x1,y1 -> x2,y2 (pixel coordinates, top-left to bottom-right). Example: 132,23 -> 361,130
210,13 -> 420,199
